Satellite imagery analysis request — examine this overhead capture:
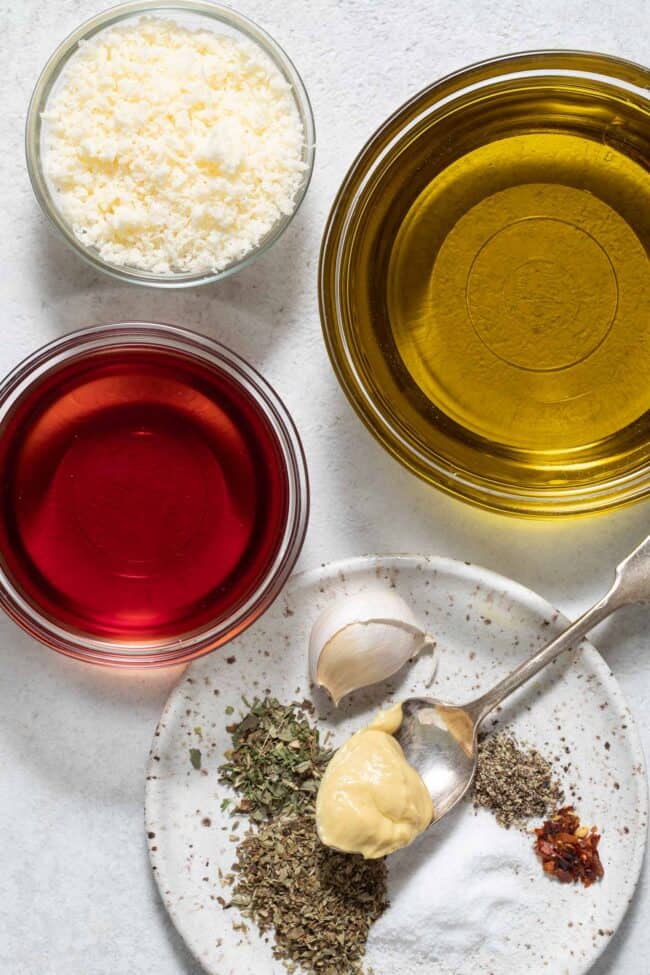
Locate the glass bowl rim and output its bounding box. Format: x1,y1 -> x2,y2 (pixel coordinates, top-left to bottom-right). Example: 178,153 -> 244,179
319,49 -> 650,517
0,322 -> 309,666
25,0 -> 316,289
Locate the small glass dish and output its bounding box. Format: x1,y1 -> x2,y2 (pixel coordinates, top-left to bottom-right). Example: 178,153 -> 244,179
0,323 -> 309,666
25,1 -> 315,288
320,51 -> 650,517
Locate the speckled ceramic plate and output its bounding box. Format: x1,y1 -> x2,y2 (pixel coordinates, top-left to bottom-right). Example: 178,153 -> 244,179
145,555 -> 648,975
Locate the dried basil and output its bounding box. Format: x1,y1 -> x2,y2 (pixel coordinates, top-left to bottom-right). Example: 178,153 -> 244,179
218,697 -> 332,820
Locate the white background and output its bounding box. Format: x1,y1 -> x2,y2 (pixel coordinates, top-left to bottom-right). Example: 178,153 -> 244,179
1,1 -> 649,972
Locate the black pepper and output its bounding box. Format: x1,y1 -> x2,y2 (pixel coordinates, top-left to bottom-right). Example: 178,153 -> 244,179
473,730 -> 564,828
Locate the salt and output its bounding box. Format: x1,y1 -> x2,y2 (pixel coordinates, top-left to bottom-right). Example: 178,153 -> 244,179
366,803 -> 538,975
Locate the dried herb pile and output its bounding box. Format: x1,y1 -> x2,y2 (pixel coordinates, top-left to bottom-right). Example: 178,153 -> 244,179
218,697 -> 332,820
473,731 -> 564,829
220,697 -> 388,975
230,813 -> 388,975
534,806 -> 604,887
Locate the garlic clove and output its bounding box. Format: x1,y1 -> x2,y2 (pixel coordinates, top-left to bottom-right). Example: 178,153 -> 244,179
309,590 -> 436,705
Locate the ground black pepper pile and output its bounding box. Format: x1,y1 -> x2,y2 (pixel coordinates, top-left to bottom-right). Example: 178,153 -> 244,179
473,731 -> 564,828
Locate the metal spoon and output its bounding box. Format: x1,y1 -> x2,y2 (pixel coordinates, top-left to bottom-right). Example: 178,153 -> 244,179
394,535 -> 650,825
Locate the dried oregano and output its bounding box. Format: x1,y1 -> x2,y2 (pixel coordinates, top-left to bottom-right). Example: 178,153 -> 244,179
218,697 -> 332,820
229,813 -> 388,975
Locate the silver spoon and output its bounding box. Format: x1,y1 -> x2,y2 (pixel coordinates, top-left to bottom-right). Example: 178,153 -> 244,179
394,535 -> 650,824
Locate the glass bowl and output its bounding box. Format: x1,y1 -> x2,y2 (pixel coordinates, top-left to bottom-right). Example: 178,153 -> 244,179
25,1 -> 315,288
320,51 -> 650,517
0,323 -> 309,666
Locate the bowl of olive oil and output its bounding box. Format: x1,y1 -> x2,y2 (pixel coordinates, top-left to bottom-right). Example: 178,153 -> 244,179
320,51 -> 650,516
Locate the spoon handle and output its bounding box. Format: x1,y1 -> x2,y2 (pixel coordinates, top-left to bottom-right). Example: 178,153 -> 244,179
468,535 -> 650,725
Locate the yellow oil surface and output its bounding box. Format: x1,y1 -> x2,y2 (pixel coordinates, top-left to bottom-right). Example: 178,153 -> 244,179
388,132 -> 650,458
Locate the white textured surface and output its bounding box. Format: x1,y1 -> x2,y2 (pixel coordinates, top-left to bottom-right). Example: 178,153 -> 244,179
0,1 -> 649,973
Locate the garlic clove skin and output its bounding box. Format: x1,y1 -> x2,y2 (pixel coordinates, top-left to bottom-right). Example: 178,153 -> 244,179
309,590 -> 436,705
316,621 -> 433,705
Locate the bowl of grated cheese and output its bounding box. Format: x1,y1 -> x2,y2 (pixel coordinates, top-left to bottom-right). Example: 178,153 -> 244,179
25,1 -> 315,287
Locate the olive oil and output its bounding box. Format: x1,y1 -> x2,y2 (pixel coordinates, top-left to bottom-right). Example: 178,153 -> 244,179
387,132 -> 650,454
320,54 -> 650,513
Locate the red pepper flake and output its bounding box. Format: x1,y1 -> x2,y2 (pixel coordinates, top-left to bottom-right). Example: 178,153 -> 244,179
534,806 -> 604,887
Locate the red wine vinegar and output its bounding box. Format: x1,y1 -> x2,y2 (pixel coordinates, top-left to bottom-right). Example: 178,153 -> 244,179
0,347 -> 289,640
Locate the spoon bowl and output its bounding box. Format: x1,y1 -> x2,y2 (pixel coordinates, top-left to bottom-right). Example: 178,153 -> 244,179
395,698 -> 479,821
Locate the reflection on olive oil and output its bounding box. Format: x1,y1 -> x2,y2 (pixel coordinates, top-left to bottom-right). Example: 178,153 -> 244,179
387,131 -> 650,474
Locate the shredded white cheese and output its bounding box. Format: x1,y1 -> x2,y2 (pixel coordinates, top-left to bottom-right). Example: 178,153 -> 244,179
42,17 -> 307,275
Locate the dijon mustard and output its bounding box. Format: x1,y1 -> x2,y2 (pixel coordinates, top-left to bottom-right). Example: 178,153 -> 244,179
316,704 -> 433,859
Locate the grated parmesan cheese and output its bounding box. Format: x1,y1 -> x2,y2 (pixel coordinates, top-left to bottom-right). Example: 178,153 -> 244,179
42,17 -> 307,275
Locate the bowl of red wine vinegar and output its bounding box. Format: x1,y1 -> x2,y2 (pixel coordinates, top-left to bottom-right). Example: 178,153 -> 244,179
0,323 -> 308,666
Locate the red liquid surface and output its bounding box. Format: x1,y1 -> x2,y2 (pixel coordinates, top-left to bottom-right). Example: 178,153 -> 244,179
0,348 -> 289,640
